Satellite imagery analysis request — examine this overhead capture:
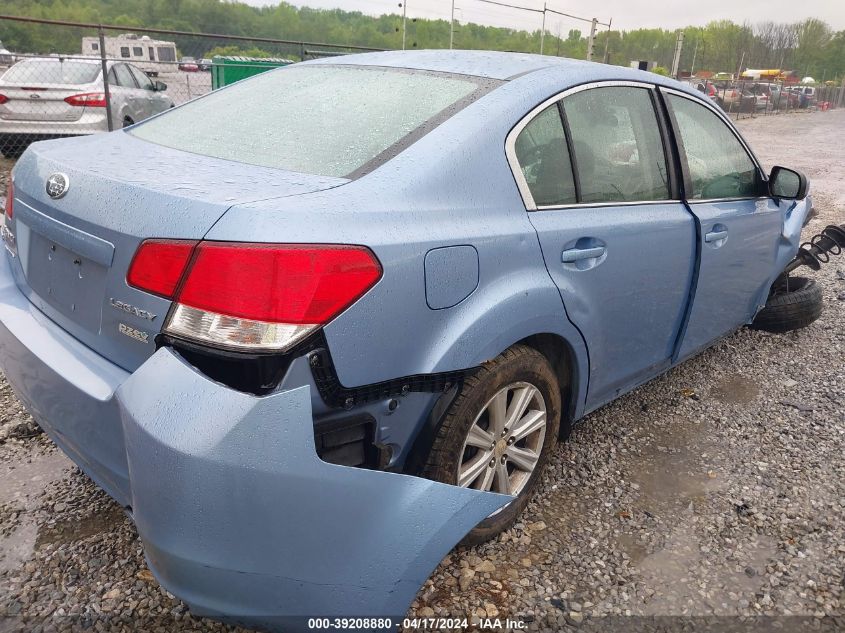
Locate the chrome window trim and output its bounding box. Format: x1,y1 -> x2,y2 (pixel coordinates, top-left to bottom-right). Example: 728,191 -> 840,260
658,86 -> 769,193
536,199 -> 676,211
687,196 -> 767,204
505,80 -> 672,211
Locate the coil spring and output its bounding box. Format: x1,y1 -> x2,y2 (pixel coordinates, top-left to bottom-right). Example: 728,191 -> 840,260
787,224 -> 845,272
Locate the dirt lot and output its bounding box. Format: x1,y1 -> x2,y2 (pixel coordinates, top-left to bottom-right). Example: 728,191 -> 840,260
1,109 -> 844,632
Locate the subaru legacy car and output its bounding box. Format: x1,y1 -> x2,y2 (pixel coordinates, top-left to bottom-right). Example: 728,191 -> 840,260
0,51 -> 813,629
0,56 -> 173,157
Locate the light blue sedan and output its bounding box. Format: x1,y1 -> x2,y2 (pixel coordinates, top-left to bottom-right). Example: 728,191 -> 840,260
0,50 -> 815,630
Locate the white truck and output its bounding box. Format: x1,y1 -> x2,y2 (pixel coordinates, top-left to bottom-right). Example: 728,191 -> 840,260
81,33 -> 177,76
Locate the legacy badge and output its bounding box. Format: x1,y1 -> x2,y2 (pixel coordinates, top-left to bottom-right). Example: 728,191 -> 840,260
109,298 -> 157,321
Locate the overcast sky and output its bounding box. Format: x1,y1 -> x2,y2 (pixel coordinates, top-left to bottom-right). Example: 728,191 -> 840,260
242,0 -> 845,34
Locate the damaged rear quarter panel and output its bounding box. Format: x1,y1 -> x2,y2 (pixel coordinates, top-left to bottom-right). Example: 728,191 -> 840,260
116,348 -> 511,631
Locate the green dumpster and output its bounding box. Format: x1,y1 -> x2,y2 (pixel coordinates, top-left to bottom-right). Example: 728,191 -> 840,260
211,56 -> 294,89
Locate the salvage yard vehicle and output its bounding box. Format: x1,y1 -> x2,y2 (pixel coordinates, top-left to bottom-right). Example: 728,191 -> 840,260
0,50 -> 829,630
178,56 -> 199,72
0,56 -> 173,158
713,81 -> 757,112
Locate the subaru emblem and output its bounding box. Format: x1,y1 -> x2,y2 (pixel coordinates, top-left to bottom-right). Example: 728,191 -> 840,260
46,173 -> 69,199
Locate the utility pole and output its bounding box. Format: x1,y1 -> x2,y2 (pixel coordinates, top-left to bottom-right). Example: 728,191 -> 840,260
586,17 -> 597,61
97,26 -> 113,131
670,30 -> 684,79
449,0 -> 455,49
539,3 -> 547,55
400,1 -> 407,50
736,50 -> 745,81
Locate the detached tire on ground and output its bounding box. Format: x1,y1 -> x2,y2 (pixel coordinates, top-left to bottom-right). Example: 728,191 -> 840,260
751,276 -> 823,333
420,344 -> 562,546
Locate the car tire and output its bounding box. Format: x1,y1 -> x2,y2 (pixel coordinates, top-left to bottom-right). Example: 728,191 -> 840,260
420,344 -> 562,546
122,117 -> 134,129
750,276 -> 823,333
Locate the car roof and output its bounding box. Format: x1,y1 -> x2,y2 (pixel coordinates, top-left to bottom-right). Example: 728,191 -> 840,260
304,49 -> 599,81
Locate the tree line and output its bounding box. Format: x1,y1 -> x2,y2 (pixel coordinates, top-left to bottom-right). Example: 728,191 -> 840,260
0,0 -> 842,82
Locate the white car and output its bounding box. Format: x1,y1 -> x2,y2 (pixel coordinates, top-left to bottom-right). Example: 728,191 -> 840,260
0,57 -> 174,157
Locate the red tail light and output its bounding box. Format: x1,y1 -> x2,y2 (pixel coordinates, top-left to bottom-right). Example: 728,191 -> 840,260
126,239 -> 197,299
127,240 -> 382,352
3,178 -> 12,220
64,93 -> 107,107
0,94 -> 8,105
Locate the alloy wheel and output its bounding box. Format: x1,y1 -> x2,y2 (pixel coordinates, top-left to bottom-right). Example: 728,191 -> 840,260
457,381 -> 547,496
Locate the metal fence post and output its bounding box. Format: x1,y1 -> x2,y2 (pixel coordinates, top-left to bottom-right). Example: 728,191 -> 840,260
97,25 -> 113,131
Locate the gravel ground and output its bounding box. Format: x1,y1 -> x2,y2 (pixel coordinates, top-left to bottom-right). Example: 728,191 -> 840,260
1,109 -> 844,632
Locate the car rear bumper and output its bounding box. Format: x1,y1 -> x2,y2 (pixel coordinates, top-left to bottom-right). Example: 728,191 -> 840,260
0,250 -> 132,504
0,112 -> 109,137
0,251 -> 509,631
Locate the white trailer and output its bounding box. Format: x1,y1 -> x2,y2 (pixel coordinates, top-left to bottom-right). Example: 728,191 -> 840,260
81,33 -> 177,76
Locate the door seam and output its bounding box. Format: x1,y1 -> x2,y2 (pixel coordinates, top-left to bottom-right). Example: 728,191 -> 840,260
670,203 -> 702,364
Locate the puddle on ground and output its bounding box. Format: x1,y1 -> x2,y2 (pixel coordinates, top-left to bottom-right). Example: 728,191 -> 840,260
605,414 -> 775,615
0,451 -> 72,573
627,418 -> 726,515
0,519 -> 37,575
636,530 -> 777,615
35,504 -> 126,550
710,375 -> 761,404
0,452 -> 71,506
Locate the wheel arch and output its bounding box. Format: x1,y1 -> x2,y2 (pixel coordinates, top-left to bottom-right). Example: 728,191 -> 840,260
517,332 -> 580,436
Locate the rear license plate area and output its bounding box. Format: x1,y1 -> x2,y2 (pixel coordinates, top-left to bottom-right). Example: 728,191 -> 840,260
26,231 -> 107,331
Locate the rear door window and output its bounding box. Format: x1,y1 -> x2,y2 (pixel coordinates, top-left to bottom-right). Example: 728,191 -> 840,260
562,86 -> 670,203
513,104 -> 576,206
113,64 -> 137,88
128,65 -> 153,90
668,94 -> 762,199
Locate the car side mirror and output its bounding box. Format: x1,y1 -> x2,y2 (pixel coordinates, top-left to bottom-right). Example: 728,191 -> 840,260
153,81 -> 167,92
769,166 -> 808,200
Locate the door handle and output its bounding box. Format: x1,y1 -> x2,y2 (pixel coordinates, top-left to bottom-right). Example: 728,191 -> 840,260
561,246 -> 606,263
705,229 -> 728,243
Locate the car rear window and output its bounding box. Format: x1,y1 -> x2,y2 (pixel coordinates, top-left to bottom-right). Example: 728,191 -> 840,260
2,60 -> 100,85
129,65 -> 487,178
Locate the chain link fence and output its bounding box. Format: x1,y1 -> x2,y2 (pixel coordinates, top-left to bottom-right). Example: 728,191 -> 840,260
682,77 -> 845,121
0,14 -> 382,158
2,14 -> 844,159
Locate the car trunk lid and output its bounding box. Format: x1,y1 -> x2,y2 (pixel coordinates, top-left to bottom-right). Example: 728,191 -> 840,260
0,84 -> 90,122
8,131 -> 347,372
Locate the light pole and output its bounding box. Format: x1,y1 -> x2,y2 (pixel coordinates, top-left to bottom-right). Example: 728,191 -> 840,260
602,17 -> 612,63
450,0 -> 455,49
400,1 -> 407,50
690,37 -> 699,75
539,2 -> 547,55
